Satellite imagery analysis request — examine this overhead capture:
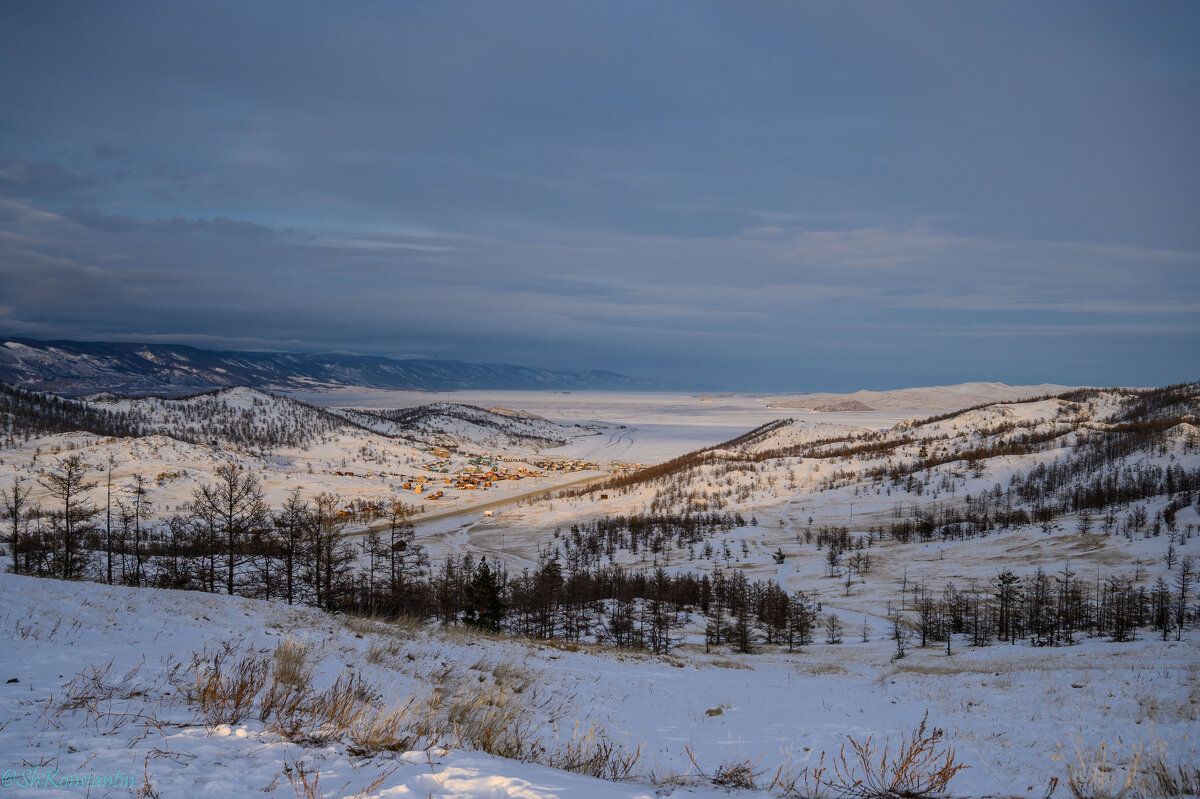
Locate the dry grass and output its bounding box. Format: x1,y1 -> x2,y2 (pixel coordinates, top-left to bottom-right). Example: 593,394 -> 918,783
545,723 -> 643,781
1064,738 -> 1200,799
283,755 -> 395,799
1064,739 -> 1142,799
757,712 -> 968,799
1140,748 -> 1200,798
189,651 -> 270,731
365,639 -> 402,664
272,635 -> 313,689
343,611 -> 424,639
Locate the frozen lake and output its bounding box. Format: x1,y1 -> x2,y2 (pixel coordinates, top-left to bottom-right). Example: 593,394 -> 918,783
288,389 -> 925,462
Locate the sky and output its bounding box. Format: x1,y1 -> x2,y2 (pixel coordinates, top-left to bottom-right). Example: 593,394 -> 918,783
1,1 -> 1198,392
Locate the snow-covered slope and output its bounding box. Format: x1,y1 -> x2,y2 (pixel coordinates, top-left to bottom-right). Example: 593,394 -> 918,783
3,572 -> 1196,799
765,381 -> 1080,412
89,386 -> 360,449
333,402 -> 597,452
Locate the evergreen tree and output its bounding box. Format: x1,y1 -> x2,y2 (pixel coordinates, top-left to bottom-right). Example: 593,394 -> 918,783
463,557 -> 505,632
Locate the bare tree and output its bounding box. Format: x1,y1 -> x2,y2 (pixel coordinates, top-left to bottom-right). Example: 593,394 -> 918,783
1,476 -> 31,574
128,474 -> 151,586
274,487 -> 308,605
889,603 -> 911,660
305,492 -> 353,611
824,612 -> 844,644
103,457 -> 117,584
1175,556 -> 1195,642
191,465 -> 268,595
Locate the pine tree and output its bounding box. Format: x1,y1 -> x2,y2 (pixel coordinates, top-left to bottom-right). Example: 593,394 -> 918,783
463,557 -> 505,633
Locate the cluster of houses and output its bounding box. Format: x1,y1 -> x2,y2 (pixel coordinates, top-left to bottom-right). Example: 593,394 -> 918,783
324,447 -> 608,512
529,457 -> 598,473
399,460 -> 547,499
391,449 -> 604,503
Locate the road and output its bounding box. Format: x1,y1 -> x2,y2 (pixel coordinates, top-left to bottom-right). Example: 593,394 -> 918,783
347,471 -> 614,538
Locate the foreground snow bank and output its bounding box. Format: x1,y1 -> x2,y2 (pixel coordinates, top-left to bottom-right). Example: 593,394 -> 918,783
1,573 -> 1197,798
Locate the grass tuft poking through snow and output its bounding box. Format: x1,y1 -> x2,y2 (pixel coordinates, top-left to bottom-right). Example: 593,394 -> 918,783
272,635 -> 314,689
831,711 -> 968,798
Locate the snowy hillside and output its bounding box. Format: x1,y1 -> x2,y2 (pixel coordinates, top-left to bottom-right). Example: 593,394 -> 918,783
332,402 -> 597,452
765,381 -> 1080,412
89,386 -> 361,449
3,572 -> 1196,799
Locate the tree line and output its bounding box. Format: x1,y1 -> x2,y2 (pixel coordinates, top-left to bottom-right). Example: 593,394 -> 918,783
4,453 -> 1195,656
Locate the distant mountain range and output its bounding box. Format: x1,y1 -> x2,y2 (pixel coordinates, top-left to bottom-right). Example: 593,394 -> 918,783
0,337 -> 667,396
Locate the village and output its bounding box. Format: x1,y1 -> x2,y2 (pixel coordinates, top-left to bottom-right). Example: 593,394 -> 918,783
320,445 -> 609,517
403,449 -> 601,501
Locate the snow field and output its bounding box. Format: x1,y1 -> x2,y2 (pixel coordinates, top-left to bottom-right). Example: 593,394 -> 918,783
2,571 -> 1197,798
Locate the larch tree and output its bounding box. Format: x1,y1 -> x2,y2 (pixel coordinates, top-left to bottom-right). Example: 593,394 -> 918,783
191,465 -> 268,595
39,454 -> 99,579
1,476 -> 31,574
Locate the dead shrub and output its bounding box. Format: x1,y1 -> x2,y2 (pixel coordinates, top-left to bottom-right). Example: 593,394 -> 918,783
187,651 -> 270,731
686,747 -> 765,791
769,751 -> 834,799
545,723 -> 643,781
831,712 -> 968,798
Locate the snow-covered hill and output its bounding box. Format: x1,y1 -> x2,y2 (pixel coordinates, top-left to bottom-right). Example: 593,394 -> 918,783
334,402 -> 596,452
89,386 -> 361,449
765,381 -> 1080,412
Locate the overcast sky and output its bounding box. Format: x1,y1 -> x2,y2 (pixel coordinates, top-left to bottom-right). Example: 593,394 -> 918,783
1,1 -> 1197,391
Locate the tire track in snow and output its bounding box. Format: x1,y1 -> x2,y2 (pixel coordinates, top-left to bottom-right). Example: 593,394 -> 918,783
774,462 -> 813,587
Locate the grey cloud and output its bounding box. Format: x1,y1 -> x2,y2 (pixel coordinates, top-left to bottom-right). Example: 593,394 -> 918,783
91,144 -> 123,161
0,2 -> 1197,389
62,205 -> 141,234
161,216 -> 274,239
63,204 -> 276,239
0,159 -> 95,198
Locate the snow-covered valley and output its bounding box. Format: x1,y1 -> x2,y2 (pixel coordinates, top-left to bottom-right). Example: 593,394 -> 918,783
2,381 -> 1199,798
